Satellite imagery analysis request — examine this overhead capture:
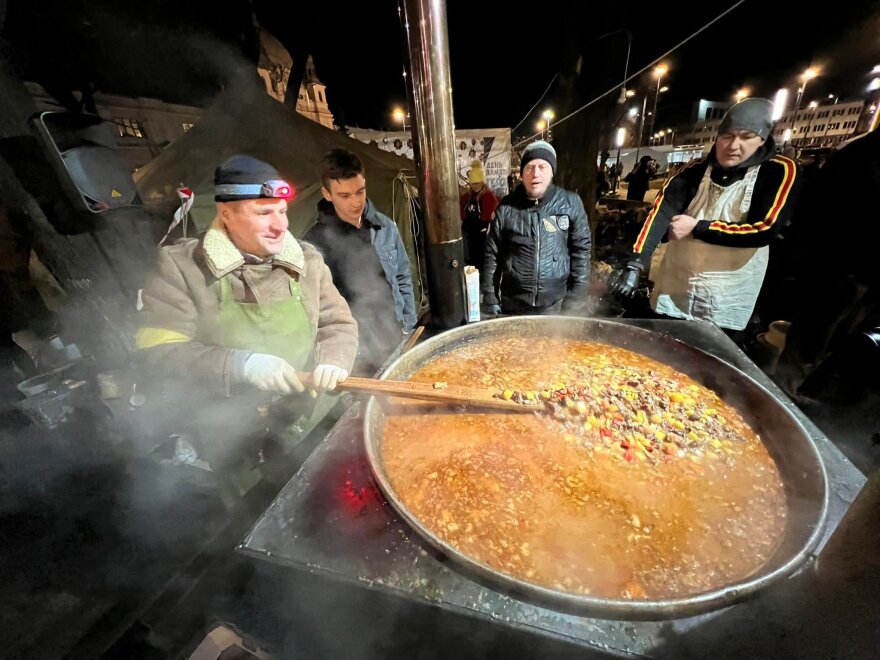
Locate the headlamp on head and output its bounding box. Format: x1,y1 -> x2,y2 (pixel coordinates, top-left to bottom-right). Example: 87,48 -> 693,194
214,179 -> 295,201
261,179 -> 294,199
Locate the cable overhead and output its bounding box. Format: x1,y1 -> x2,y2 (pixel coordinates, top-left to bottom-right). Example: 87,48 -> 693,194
510,73 -> 560,135
512,0 -> 748,148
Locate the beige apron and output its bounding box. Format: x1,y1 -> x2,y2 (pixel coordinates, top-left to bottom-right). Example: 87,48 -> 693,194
650,164 -> 768,330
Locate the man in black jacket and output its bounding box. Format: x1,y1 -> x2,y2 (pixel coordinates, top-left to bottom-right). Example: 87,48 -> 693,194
608,98 -> 802,332
481,140 -> 592,316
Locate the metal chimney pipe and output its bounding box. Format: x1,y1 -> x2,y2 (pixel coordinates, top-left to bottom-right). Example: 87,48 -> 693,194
401,0 -> 466,329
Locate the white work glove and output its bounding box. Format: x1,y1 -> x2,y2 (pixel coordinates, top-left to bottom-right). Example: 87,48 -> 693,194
312,364 -> 349,391
243,353 -> 304,394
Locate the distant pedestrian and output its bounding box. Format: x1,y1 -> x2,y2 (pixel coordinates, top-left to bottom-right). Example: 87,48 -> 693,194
459,160 -> 499,271
609,161 -> 623,193
624,155 -> 655,201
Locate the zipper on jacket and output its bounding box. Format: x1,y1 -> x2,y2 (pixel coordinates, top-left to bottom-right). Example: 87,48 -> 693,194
534,209 -> 541,306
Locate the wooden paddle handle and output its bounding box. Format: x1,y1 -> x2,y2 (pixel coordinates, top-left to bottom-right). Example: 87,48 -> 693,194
298,372 -> 535,413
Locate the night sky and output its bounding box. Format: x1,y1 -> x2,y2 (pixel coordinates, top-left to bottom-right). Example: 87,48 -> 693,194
3,0 -> 880,131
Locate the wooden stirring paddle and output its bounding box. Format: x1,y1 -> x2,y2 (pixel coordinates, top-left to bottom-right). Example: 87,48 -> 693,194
298,373 -> 538,413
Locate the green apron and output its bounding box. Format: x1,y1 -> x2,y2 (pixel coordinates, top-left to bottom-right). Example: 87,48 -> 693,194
217,274 -> 313,369
213,274 -> 337,492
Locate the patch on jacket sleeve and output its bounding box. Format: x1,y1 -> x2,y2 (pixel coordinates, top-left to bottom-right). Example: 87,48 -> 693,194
543,217 -> 557,232
549,214 -> 570,231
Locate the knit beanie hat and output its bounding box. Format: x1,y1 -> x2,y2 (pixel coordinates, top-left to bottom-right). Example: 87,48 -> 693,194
467,160 -> 485,184
719,98 -> 775,140
214,155 -> 291,201
520,140 -> 557,175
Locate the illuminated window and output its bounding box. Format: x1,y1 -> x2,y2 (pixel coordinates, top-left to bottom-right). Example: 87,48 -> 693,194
115,118 -> 145,138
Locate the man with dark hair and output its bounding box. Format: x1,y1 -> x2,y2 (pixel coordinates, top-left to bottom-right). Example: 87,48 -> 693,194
481,140 -> 592,316
609,98 -> 802,333
304,148 -> 416,374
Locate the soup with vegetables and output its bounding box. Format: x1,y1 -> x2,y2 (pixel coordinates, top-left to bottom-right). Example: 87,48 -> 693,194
381,337 -> 787,600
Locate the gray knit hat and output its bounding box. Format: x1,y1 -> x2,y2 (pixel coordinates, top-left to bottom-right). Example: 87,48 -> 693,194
718,98 -> 775,140
520,140 -> 557,174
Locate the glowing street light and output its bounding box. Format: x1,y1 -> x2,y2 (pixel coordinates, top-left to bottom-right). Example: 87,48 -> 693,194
542,109 -> 555,140
773,88 -> 788,122
647,64 -> 668,140
735,87 -> 750,102
614,126 -> 627,179
536,119 -> 547,139
789,66 -> 820,147
392,106 -> 409,131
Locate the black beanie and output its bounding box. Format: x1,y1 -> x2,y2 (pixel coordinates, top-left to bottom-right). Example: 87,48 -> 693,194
520,140 -> 557,175
214,155 -> 282,202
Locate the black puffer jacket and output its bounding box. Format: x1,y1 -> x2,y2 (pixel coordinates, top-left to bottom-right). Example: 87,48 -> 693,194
482,183 -> 591,312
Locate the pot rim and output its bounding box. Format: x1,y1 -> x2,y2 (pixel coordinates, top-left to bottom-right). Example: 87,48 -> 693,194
364,316 -> 829,620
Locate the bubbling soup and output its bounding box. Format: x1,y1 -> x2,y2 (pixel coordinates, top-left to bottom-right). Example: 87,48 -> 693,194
381,337 -> 787,600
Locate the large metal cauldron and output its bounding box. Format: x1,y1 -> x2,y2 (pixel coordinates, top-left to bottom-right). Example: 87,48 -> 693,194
363,317 -> 828,620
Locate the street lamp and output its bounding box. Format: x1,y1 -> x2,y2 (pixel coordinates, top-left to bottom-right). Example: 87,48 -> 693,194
392,106 -> 409,131
542,109 -> 555,141
773,88 -> 789,145
773,89 -> 788,121
614,127 -> 626,189
789,66 -> 819,147
735,87 -> 750,102
595,28 -> 633,105
536,119 -> 547,140
647,64 -> 668,142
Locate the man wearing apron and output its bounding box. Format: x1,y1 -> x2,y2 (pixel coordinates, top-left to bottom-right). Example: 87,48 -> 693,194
136,155 -> 358,485
608,98 -> 802,332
